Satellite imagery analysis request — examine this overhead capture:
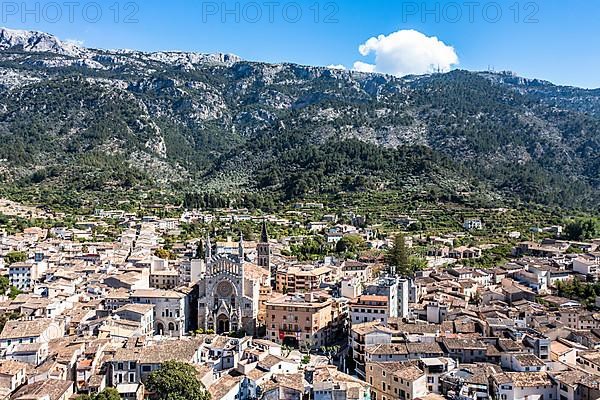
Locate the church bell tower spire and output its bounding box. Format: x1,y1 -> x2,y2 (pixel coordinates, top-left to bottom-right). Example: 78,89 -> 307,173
238,230 -> 244,260
205,232 -> 212,264
261,220 -> 269,243
257,220 -> 271,271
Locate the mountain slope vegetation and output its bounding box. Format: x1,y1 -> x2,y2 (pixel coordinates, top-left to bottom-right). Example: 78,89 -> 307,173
0,28 -> 598,209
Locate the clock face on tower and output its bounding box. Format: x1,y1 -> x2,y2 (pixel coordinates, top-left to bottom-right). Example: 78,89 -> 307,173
216,280 -> 234,298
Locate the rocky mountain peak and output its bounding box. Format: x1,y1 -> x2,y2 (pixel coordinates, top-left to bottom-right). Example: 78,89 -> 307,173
0,27 -> 241,67
0,27 -> 86,57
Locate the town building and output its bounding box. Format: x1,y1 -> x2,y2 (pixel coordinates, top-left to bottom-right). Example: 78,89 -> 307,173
197,235 -> 268,335
129,289 -> 187,337
265,292 -> 345,349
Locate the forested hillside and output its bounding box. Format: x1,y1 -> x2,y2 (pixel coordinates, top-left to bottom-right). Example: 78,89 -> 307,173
0,28 -> 598,209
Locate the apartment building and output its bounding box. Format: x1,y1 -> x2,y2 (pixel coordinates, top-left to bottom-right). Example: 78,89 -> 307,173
265,292 -> 345,349
349,295 -> 390,325
350,322 -> 399,379
276,265 -> 333,293
9,262 -> 47,292
366,361 -> 428,400
149,269 -> 180,289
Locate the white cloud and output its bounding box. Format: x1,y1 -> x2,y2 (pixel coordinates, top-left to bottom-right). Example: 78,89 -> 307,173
352,29 -> 458,76
352,61 -> 376,73
327,64 -> 347,70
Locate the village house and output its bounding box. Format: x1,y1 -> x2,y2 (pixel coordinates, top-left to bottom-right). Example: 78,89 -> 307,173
0,319 -> 64,351
492,372 -> 555,400
366,361 -> 428,400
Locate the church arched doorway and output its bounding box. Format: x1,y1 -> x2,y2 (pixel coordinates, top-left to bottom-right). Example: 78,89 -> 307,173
216,314 -> 230,334
157,322 -> 164,335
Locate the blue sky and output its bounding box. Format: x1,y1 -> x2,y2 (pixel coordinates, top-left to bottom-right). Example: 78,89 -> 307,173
5,0 -> 600,88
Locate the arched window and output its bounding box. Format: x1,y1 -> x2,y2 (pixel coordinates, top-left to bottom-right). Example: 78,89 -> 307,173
168,322 -> 175,331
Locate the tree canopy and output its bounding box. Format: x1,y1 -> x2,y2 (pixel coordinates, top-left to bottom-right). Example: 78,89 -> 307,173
146,360 -> 210,400
386,234 -> 411,277
385,234 -> 426,277
76,388 -> 120,400
564,218 -> 600,241
335,234 -> 365,254
5,251 -> 27,265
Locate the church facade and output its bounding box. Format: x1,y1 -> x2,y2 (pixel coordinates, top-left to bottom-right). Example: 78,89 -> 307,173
197,231 -> 271,335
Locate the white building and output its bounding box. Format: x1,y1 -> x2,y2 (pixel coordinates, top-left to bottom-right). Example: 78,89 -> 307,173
573,256 -> 599,277
113,304 -> 155,336
340,277 -> 362,299
362,275 -> 410,319
129,289 -> 187,337
398,278 -> 410,318
464,219 -> 483,230
492,372 -> 556,400
9,261 -> 47,292
349,295 -> 391,326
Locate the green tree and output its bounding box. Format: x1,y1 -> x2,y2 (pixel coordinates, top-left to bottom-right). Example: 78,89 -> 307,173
386,234 -> 410,277
320,345 -> 341,365
74,388 -> 120,400
94,388 -> 121,400
470,291 -> 482,306
5,251 -> 27,265
564,219 -> 599,241
0,312 -> 21,332
335,235 -> 365,254
195,240 -> 205,259
282,345 -> 293,357
154,248 -> 175,260
240,224 -> 255,241
146,361 -> 210,400
8,286 -> 22,300
290,236 -> 326,261
0,276 -> 10,295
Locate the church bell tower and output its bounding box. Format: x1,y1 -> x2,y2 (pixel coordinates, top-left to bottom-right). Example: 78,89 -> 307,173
257,220 -> 271,271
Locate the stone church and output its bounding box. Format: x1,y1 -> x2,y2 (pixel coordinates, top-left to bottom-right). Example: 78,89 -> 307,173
197,226 -> 271,335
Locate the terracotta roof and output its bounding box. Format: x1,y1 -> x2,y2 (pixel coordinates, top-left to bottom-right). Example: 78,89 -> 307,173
261,373 -> 305,394
208,372 -> 244,400
115,304 -> 154,315
0,360 -> 28,375
111,337 -> 208,364
12,379 -> 73,400
0,319 -> 53,340
494,372 -> 553,387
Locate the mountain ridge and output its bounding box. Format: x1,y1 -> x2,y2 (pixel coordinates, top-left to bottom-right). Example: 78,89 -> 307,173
0,28 -> 598,209
0,27 -> 242,67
